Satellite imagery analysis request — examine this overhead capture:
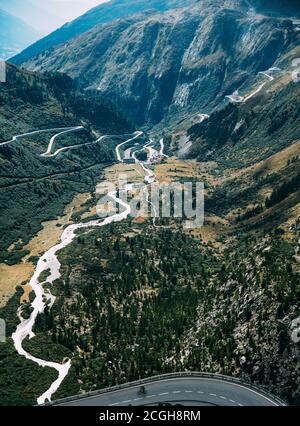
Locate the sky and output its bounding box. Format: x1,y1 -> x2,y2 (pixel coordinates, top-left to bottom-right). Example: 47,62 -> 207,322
0,0 -> 111,34
49,0 -> 110,22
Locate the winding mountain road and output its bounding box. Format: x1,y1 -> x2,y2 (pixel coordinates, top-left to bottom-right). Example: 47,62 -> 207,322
43,134 -> 109,157
226,83 -> 266,103
41,126 -> 84,157
115,131 -> 143,161
0,127 -> 80,147
0,126 -> 133,158
49,374 -> 286,407
226,67 -> 281,104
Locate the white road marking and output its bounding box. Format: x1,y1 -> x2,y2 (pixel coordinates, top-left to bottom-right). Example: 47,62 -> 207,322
199,377 -> 281,406
106,390 -> 243,407
56,380 -> 281,406
106,388 -> 244,407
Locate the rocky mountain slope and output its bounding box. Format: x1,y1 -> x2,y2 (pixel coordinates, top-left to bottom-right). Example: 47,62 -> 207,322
251,0 -> 300,17
185,67 -> 300,167
13,0 -> 299,127
11,0 -> 195,66
10,0 -> 300,68
168,56 -> 300,232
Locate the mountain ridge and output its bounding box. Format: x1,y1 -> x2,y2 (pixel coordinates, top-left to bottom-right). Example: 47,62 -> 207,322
0,0 -> 299,407
10,0 -> 196,66
15,2 -> 299,127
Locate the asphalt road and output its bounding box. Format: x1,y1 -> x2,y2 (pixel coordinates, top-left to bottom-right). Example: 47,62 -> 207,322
53,377 -> 284,407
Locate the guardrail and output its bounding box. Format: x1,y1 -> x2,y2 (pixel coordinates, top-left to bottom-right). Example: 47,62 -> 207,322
47,371 -> 287,406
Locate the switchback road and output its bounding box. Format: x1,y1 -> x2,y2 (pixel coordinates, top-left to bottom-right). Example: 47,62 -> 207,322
50,374 -> 286,407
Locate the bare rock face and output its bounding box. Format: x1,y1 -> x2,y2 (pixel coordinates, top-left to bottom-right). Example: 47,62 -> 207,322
14,0 -> 298,127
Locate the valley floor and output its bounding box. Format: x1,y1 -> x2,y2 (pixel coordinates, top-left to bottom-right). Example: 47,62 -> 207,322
0,130 -> 299,405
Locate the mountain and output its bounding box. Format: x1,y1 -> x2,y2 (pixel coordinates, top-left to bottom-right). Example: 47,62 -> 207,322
13,0 -> 299,127
1,0 -> 300,408
10,0 -> 195,65
8,0 -> 300,63
0,9 -> 41,59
